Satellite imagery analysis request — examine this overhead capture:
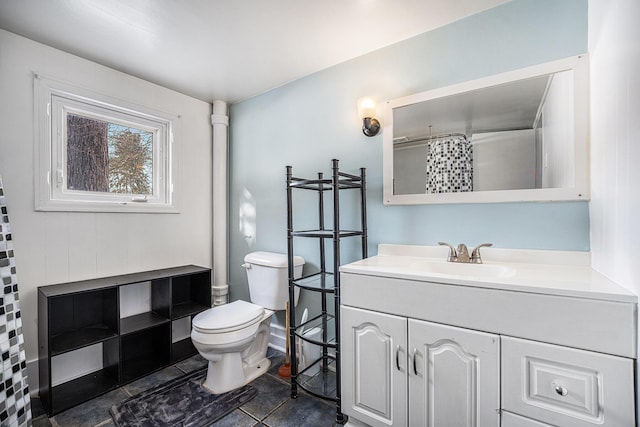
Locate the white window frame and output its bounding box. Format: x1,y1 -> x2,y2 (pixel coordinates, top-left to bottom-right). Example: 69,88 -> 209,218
34,73 -> 179,213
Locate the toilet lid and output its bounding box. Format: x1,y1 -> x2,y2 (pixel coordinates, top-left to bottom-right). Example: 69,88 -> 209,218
192,300 -> 264,332
244,251 -> 304,268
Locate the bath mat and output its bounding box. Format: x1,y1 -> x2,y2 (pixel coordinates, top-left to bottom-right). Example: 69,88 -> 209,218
110,368 -> 257,427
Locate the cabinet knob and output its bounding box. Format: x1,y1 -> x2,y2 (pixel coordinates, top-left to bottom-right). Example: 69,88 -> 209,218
554,384 -> 568,396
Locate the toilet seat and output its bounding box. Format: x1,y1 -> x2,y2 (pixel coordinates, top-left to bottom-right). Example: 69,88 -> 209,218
193,300 -> 264,334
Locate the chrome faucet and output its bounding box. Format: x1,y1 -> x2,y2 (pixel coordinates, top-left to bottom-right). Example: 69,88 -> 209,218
456,244 -> 470,263
438,242 -> 492,264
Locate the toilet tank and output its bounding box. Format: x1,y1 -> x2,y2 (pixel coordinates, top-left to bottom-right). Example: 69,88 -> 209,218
243,251 -> 304,310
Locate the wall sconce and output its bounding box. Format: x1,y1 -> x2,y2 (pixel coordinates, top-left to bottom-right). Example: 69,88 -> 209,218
357,97 -> 380,137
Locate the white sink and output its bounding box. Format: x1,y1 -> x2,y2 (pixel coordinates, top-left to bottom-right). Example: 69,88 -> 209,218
410,260 -> 516,278
339,245 -> 638,304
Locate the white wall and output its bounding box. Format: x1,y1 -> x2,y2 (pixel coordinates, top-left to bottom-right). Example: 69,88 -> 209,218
541,70 -> 575,188
588,0 -> 640,416
472,129 -> 536,191
229,0 -> 590,321
393,144 -> 429,195
0,30 -> 213,387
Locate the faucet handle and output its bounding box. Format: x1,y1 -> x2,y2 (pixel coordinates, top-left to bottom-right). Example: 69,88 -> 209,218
470,243 -> 493,264
438,242 -> 457,262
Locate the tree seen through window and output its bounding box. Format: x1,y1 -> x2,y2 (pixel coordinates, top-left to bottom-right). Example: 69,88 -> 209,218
66,114 -> 153,195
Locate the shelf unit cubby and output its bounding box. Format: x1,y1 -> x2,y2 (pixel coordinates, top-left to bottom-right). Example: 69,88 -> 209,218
121,323 -> 171,383
48,288 -> 119,355
38,265 -> 211,416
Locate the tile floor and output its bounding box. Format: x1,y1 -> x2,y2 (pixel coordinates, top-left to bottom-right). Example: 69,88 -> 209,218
31,348 -> 343,427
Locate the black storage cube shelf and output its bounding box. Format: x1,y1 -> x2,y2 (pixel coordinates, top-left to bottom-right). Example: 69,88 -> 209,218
151,278 -> 171,320
49,337 -> 119,415
38,265 -> 211,416
121,324 -> 171,383
49,289 -> 118,355
172,333 -> 198,363
172,272 -> 211,319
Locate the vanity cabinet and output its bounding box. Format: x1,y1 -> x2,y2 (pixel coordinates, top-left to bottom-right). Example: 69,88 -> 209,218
342,306 -> 500,427
340,261 -> 637,427
38,265 -> 211,415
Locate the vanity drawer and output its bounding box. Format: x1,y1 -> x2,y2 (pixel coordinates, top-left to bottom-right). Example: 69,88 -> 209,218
501,411 -> 552,427
501,336 -> 635,427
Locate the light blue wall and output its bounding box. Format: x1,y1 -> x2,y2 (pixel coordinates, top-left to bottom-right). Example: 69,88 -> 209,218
228,0 -> 589,306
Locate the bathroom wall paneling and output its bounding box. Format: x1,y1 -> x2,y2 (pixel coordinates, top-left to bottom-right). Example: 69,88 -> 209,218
0,29 -> 213,391
37,266 -> 211,416
588,0 -> 640,414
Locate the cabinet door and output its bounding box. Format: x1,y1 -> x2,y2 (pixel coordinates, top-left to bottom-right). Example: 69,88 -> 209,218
341,306 -> 407,427
408,319 -> 500,427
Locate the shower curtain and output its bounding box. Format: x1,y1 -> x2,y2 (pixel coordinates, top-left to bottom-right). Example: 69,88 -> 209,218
0,176 -> 32,427
426,136 -> 473,193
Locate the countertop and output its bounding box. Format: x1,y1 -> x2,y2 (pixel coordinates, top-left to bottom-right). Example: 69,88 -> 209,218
339,244 -> 637,303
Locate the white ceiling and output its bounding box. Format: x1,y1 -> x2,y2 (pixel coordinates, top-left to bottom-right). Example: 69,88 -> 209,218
0,0 -> 510,103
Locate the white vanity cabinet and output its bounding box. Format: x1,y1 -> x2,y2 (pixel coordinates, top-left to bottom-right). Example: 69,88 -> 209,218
341,306 -> 407,427
339,245 -> 637,427
342,305 -> 500,427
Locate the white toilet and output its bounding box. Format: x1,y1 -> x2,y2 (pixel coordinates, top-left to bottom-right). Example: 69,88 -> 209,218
191,251 -> 304,394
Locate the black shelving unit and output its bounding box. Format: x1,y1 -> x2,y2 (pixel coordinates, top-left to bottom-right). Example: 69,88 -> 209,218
38,265 -> 211,416
286,159 -> 367,424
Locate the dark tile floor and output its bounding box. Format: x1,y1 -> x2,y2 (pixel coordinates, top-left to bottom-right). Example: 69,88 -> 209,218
31,348 -> 342,427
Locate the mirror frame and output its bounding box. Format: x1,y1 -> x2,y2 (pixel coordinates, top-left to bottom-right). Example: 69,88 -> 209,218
382,55 -> 589,205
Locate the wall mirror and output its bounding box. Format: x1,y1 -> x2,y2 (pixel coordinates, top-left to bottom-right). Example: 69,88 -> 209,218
382,55 -> 589,205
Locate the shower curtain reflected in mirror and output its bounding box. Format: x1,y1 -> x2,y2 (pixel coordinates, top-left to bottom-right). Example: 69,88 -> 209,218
426,136 -> 473,193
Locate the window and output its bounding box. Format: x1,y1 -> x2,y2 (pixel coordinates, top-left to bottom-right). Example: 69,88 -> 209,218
35,74 -> 178,212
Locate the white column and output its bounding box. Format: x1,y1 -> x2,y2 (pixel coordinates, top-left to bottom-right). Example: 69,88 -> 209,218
211,100 -> 229,305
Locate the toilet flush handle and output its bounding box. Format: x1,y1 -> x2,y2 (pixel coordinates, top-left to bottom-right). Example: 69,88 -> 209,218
242,263 -> 252,269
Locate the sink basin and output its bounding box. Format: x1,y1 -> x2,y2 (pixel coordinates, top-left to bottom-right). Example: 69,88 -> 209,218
410,260 -> 516,279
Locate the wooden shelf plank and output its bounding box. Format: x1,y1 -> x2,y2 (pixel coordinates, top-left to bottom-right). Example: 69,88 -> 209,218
51,369 -> 118,414
39,265 -> 211,297
51,324 -> 117,356
172,301 -> 209,320
120,312 -> 170,335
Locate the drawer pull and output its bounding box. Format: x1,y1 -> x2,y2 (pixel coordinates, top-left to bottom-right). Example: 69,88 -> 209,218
396,345 -> 401,371
554,384 -> 568,396
412,348 -> 418,375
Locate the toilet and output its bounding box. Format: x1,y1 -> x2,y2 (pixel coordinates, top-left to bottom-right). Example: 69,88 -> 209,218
191,251 -> 304,394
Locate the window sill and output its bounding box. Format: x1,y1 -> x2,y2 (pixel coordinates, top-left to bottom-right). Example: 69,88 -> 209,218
35,200 -> 179,214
